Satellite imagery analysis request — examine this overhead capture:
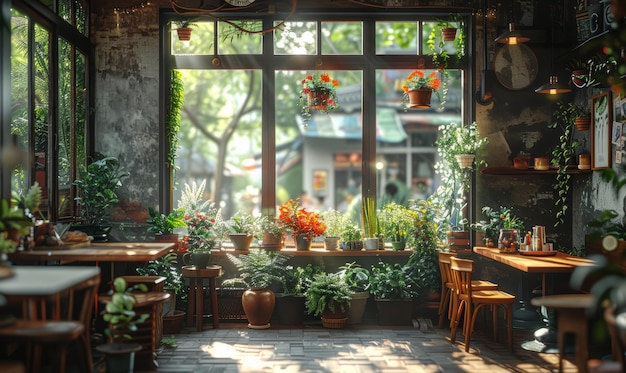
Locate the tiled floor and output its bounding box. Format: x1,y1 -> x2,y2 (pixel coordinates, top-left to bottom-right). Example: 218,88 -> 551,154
126,319 -> 582,373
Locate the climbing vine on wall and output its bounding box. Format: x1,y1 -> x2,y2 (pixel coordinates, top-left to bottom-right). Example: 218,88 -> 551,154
167,70 -> 184,168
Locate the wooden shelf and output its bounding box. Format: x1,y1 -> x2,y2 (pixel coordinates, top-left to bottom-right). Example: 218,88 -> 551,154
480,166 -> 592,175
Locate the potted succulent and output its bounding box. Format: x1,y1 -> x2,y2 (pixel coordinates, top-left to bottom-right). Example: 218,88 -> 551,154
378,202 -> 416,251
72,156 -> 129,242
369,260 -> 419,325
146,207 -> 186,246
321,208 -> 345,250
304,272 -> 354,328
336,262 -> 370,324
96,277 -> 149,373
224,211 -> 261,251
223,248 -> 289,329
470,206 -> 526,248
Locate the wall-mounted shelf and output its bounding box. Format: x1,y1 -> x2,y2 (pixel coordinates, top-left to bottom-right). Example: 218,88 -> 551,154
480,166 -> 592,175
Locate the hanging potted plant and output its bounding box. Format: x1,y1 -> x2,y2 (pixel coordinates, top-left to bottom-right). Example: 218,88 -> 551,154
173,19 -> 197,41
401,69 -> 442,110
297,72 -> 339,124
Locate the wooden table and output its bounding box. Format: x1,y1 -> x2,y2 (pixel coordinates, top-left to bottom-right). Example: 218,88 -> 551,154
473,247 -> 596,353
8,242 -> 174,263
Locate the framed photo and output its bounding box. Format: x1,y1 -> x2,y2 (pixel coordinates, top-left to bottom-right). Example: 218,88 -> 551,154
591,91 -> 612,170
613,122 -> 623,145
615,94 -> 623,121
312,169 -> 328,194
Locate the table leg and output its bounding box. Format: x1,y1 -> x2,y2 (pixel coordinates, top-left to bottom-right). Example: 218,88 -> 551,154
195,278 -> 203,331
210,277 -> 219,329
187,278 -> 196,327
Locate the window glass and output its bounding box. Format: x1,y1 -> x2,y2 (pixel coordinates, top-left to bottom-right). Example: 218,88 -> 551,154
218,20 -> 263,54
59,0 -> 71,24
375,21 -> 418,55
321,21 -> 363,55
75,0 -> 87,36
171,21 -> 215,55
58,38 -> 72,218
274,21 -> 317,55
173,69 -> 263,220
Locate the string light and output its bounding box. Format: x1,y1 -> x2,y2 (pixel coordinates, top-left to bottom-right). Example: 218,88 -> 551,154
113,1 -> 151,15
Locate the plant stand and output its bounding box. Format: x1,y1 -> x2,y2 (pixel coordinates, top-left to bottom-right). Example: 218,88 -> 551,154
96,342 -> 142,373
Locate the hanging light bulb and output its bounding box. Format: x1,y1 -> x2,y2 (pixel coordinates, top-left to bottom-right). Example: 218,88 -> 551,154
495,22 -> 530,44
535,75 -> 572,94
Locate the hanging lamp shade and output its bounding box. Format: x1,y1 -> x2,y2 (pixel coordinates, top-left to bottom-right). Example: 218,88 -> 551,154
495,23 -> 530,44
535,75 -> 572,94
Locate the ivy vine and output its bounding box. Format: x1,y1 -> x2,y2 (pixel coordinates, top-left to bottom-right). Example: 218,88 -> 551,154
167,70 -> 184,168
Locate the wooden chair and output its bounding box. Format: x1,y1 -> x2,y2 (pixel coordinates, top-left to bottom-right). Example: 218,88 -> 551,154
437,252 -> 498,329
588,306 -> 626,373
449,256 -> 515,352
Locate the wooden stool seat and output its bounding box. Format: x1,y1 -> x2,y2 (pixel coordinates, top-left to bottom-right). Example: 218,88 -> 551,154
449,256 -> 515,353
438,252 -> 498,329
182,265 -> 222,331
532,294 -> 595,373
0,320 -> 84,373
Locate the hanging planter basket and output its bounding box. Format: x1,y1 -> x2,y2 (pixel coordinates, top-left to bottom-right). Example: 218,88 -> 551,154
455,154 -> 475,169
441,27 -> 458,41
176,27 -> 193,41
407,88 -> 433,109
307,89 -> 330,110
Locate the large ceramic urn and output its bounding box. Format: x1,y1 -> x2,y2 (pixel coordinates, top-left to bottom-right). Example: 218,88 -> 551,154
241,288 -> 275,329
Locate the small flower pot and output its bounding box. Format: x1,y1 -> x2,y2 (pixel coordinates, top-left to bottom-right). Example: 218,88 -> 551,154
441,27 -> 458,41
407,88 -> 432,109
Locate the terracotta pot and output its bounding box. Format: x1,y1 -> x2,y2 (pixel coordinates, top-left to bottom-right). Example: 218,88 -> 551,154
262,232 -> 283,251
241,288 -> 275,329
347,291 -> 369,325
575,115 -> 591,131
229,233 -> 253,251
441,27 -> 458,41
176,27 -> 193,41
154,233 -> 180,251
321,307 -> 348,328
162,310 -> 186,334
407,88 -> 432,109
307,89 -> 330,110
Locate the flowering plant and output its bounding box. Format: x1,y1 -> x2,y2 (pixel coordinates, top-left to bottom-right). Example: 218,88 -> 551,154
402,70 -> 441,92
470,206 -> 525,246
298,72 -> 339,119
407,199 -> 442,252
182,206 -> 222,253
277,199 -> 327,240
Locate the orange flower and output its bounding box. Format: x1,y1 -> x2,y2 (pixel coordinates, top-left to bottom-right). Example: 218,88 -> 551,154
277,199 -> 327,239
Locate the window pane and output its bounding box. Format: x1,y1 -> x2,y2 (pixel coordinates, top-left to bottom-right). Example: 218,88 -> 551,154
275,70 -> 362,222
422,21 -> 459,58
321,21 -> 363,55
171,21 -> 215,55
218,20 -> 262,54
75,50 -> 87,213
173,69 -> 263,220
76,0 -> 88,36
58,38 -> 72,218
375,21 -> 418,55
274,21 -> 317,55
59,0 -> 71,24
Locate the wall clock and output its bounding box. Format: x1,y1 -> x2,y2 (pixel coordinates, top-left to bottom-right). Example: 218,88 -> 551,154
493,43 -> 538,90
225,0 -> 256,6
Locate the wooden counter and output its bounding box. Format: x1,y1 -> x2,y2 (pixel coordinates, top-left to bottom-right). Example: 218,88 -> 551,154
473,247 -> 595,273
8,242 -> 174,263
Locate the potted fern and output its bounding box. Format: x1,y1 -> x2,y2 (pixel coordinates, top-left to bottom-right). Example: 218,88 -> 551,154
305,272 -> 354,328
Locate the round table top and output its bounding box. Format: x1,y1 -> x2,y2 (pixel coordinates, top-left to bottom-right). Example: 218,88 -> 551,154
182,265 -> 222,278
530,293 -> 595,309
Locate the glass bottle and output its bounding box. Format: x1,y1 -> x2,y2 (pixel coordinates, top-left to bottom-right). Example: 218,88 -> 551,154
498,229 -> 520,253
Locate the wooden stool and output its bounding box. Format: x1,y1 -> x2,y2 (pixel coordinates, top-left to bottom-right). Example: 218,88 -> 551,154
0,320 -> 84,373
182,265 -> 222,331
531,294 -> 595,373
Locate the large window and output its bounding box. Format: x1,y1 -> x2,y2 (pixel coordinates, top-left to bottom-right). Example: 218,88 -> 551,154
9,0 -> 90,220
166,14 -> 469,221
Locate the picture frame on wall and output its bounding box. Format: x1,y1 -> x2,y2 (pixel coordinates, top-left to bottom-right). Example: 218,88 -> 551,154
591,91 -> 612,170
614,94 -> 622,121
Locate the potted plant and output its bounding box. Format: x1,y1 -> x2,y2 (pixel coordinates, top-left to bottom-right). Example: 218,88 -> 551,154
0,199 -> 34,266
470,206 -> 526,248
223,248 -> 289,329
135,252 -> 183,317
369,260 -> 419,325
336,262 -> 370,324
297,72 -> 339,124
549,102 -> 582,227
378,202 -> 416,251
339,223 -> 363,251
361,196 -> 379,250
400,69 -> 442,110
260,215 -> 286,251
427,13 -> 466,67
277,199 -> 326,250
321,208 -> 345,250
304,272 -> 354,328
72,156 -> 129,242
96,277 -> 150,373
147,207 -> 186,246
173,19 -> 197,41
224,211 -> 261,251
182,206 -> 222,269
273,263 -> 323,326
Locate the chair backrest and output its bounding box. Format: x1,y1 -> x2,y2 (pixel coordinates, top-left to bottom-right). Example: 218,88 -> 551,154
438,252 -> 454,285
450,256 -> 475,299
604,307 -> 626,372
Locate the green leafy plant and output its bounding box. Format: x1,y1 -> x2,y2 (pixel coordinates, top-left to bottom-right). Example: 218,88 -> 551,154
11,181 -> 42,218
224,248 -> 289,289
147,207 -> 187,235
304,272 -> 354,317
321,208 -> 345,238
361,196 -> 378,238
166,70 -> 184,167
340,223 -> 362,242
73,156 -> 129,225
224,211 -> 261,236
336,262 -> 370,293
161,335 -> 177,348
378,202 -> 416,242
102,277 -> 150,343
369,260 -> 419,300
282,264 -> 324,295
173,19 -> 197,29
406,199 -> 441,252
136,253 -> 183,295
0,199 -> 34,254
470,206 -> 526,245
549,102 -> 581,227
405,246 -> 440,299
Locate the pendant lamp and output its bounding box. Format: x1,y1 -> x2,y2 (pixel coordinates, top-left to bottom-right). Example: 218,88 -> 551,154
535,75 -> 572,94
495,22 -> 530,44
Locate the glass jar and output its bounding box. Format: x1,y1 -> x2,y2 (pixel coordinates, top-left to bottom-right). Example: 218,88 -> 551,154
498,229 -> 520,253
